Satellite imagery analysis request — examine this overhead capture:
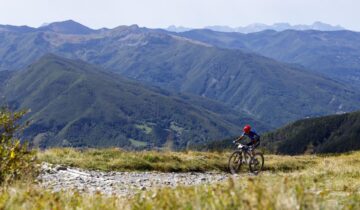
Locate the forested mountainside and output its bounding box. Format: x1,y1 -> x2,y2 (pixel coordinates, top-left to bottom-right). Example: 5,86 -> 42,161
262,110 -> 360,154
1,54 -> 270,149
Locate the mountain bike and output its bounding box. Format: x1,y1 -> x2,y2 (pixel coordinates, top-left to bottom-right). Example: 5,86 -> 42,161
228,141 -> 264,175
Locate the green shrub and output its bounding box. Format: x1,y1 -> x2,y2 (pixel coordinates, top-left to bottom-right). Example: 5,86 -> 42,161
0,108 -> 37,184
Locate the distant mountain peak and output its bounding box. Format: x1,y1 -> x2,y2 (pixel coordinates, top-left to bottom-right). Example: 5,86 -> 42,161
210,22 -> 345,33
166,25 -> 193,33
40,22 -> 50,27
165,22 -> 346,33
46,19 -> 81,26
111,24 -> 141,32
309,21 -> 344,30
39,19 -> 95,35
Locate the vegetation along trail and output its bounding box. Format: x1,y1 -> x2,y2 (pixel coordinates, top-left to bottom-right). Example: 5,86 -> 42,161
22,148 -> 359,210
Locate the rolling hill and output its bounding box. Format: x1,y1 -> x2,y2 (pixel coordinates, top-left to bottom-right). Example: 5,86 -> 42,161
0,21 -> 360,127
178,29 -> 360,88
1,54 -> 269,149
262,110 -> 360,154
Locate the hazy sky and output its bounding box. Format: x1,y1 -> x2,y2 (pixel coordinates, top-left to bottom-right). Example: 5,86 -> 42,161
0,0 -> 359,30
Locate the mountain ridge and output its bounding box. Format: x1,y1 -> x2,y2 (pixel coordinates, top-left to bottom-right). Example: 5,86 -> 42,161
1,22 -> 360,127
0,20 -> 348,35
165,21 -> 346,33
177,29 -> 360,88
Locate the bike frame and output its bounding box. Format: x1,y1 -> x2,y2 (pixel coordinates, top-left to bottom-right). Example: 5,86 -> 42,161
236,143 -> 253,160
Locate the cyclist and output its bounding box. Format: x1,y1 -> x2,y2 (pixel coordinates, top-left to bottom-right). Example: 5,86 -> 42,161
235,125 -> 260,153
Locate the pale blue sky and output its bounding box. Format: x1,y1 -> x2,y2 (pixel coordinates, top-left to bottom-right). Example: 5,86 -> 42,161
0,0 -> 359,30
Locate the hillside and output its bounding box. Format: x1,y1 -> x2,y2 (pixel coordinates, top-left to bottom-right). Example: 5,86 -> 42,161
1,21 -> 360,126
1,54 -> 267,149
262,110 -> 360,154
178,29 -> 360,88
0,70 -> 13,90
61,27 -> 358,126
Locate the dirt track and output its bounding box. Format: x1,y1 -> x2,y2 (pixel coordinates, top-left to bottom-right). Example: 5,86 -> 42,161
38,163 -> 230,196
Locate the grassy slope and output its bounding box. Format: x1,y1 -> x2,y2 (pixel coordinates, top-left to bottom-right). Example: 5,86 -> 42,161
38,148 -> 319,173
1,149 -> 359,209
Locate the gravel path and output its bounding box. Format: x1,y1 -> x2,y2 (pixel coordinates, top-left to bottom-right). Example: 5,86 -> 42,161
38,163 -> 230,196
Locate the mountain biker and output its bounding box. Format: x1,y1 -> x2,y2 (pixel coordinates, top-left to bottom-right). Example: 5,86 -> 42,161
235,125 -> 260,152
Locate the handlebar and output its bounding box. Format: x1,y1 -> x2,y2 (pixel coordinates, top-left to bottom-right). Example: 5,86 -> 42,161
233,141 -> 252,151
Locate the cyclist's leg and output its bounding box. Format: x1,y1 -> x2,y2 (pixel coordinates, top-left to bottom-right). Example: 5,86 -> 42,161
248,138 -> 260,155
250,139 -> 261,156
253,139 -> 260,149
246,141 -> 255,156
246,141 -> 253,146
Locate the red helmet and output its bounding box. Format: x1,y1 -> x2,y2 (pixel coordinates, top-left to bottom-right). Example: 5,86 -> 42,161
243,125 -> 251,133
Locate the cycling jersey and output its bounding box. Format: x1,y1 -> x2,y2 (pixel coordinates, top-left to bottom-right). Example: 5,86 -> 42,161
241,130 -> 260,141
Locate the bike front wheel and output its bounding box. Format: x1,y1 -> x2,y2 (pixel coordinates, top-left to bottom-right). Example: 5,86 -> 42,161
249,152 -> 264,175
228,151 -> 243,174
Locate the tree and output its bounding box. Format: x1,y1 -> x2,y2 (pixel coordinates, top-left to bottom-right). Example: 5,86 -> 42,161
0,108 -> 36,184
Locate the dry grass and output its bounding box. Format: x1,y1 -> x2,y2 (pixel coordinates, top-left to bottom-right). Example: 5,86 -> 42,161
1,149 -> 359,209
37,148 -> 318,173
37,148 -> 229,172
132,178 -> 359,210
130,151 -> 360,209
0,183 -> 128,210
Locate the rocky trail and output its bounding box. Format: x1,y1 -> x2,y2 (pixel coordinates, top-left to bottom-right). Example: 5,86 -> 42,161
38,163 -> 230,196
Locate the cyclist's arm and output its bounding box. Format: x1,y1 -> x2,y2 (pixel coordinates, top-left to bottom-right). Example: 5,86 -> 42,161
235,134 -> 245,142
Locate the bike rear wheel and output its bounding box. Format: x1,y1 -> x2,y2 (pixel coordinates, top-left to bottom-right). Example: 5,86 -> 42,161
228,151 -> 243,174
249,152 -> 264,175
